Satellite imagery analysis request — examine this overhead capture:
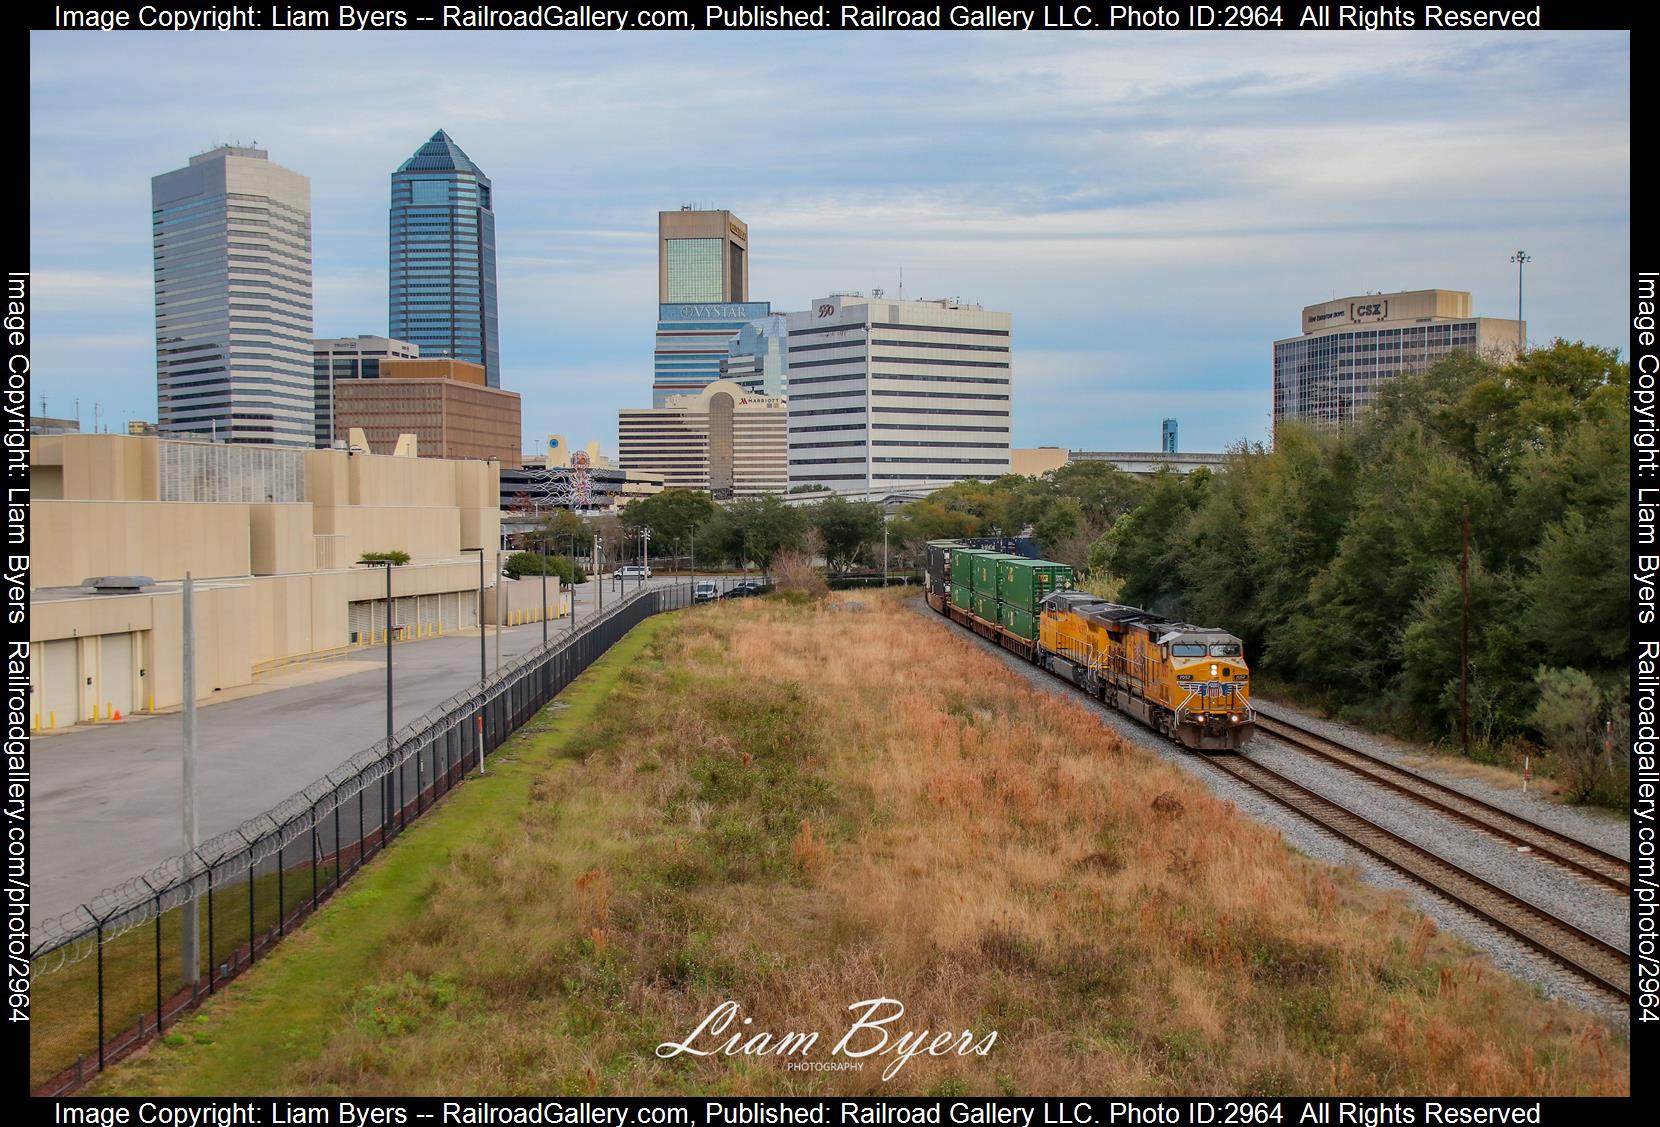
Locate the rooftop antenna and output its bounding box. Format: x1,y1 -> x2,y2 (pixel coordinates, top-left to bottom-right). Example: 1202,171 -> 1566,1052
898,267 -> 904,300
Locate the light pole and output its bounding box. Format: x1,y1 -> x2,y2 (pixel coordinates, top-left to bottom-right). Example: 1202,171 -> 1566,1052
640,527 -> 652,592
539,537 -> 549,648
461,546 -> 486,775
593,533 -> 603,613
180,573 -> 200,986
374,560 -> 397,831
1510,250 -> 1530,355
882,510 -> 890,588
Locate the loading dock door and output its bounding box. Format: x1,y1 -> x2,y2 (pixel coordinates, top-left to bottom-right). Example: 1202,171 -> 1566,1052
101,634 -> 134,717
40,639 -> 78,725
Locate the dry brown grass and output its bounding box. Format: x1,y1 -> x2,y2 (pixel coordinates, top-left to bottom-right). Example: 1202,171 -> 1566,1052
166,594 -> 1629,1095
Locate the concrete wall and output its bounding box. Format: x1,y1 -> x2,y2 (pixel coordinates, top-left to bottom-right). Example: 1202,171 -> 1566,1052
31,434 -> 159,501
29,560 -> 497,721
32,500 -> 252,587
311,504 -> 462,565
250,503 -> 315,575
483,574 -> 567,626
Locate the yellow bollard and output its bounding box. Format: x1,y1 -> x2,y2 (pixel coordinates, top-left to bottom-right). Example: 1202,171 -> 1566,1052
148,693 -> 155,712
49,710 -> 56,729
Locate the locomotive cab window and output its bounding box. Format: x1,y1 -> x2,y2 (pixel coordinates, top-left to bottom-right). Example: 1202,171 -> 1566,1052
1209,642 -> 1242,657
1171,643 -> 1207,657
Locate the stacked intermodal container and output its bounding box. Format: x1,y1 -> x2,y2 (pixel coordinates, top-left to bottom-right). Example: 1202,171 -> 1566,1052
996,558 -> 1076,640
967,551 -> 1018,622
950,547 -> 986,612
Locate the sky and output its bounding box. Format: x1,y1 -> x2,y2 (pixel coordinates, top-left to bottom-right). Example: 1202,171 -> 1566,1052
29,30 -> 1630,455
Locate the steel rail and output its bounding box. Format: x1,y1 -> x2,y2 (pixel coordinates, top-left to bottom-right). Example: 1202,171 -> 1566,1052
1194,752 -> 1631,1001
1252,709 -> 1631,894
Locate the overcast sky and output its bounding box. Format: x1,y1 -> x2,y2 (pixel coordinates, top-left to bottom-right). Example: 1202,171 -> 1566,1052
29,30 -> 1629,455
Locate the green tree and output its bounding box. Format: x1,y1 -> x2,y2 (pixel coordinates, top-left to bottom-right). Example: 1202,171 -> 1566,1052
699,495 -> 808,573
809,494 -> 884,573
619,488 -> 720,559
502,551 -> 587,584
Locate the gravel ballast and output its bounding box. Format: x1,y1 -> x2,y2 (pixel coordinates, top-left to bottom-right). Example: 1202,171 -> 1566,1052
905,598 -> 1628,1023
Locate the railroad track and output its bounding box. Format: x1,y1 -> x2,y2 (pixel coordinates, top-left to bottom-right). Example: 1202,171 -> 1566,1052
1252,709 -> 1631,894
1195,752 -> 1631,1001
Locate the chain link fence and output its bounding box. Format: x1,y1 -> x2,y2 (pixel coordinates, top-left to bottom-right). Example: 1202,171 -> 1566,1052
29,582 -> 692,1095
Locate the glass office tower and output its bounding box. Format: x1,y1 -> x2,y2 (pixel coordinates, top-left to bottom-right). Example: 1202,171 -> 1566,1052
389,131 -> 500,387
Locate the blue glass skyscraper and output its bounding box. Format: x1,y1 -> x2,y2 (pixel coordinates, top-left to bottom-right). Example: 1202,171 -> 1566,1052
389,131 -> 500,387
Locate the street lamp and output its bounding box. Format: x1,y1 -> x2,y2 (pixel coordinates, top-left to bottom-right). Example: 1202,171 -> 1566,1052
368,559 -> 399,833
640,527 -> 652,592
539,537 -> 549,648
1510,250 -> 1530,355
593,533 -> 603,613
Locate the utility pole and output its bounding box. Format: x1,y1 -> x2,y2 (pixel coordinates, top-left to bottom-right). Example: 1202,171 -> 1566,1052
180,574 -> 200,985
882,510 -> 890,588
1510,250 -> 1530,355
379,561 -> 396,831
593,533 -> 603,613
494,549 -> 504,674
1460,504 -> 1470,756
539,537 -> 548,648
462,546 -> 486,775
640,528 -> 652,592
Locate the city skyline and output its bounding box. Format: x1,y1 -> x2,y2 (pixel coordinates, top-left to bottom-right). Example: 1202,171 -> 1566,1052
30,30 -> 1631,456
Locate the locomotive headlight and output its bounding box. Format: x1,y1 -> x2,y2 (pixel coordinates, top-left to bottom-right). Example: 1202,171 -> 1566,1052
1211,663 -> 1218,678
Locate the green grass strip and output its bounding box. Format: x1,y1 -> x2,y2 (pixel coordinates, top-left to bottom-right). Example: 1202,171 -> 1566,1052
84,615 -> 674,1096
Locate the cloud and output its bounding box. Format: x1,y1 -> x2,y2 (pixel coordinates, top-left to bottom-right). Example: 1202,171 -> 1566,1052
28,29 -> 1630,451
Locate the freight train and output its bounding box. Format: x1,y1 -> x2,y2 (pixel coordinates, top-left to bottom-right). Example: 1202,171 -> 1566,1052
923,539 -> 1255,751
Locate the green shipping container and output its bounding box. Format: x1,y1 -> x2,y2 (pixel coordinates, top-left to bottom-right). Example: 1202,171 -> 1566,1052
951,549 -> 989,592
970,552 -> 1018,594
951,582 -> 973,611
996,557 -> 1077,611
1000,604 -> 1039,641
972,590 -> 999,622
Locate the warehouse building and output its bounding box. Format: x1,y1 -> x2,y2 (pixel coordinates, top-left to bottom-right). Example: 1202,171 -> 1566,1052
28,433 -> 503,727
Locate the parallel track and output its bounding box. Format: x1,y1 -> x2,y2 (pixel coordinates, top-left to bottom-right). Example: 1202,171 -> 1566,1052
919,593 -> 1631,1002
1193,752 -> 1631,1000
1252,710 -> 1631,894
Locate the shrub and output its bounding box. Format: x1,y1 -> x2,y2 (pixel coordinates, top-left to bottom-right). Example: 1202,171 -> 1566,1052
359,550 -> 411,566
771,549 -> 828,599
503,550 -> 587,585
1531,667 -> 1624,804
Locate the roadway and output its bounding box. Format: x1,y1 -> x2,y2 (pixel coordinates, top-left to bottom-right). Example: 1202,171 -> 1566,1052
30,574 -> 683,927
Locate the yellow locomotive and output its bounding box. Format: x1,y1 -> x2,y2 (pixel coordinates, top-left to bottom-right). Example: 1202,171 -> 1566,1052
1038,591 -> 1254,750
923,539 -> 1255,751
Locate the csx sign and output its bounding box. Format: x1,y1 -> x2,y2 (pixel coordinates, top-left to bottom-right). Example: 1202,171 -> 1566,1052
817,304 -> 836,318
1351,300 -> 1388,322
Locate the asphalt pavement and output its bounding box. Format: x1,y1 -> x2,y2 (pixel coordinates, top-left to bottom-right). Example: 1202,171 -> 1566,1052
30,574 -> 683,926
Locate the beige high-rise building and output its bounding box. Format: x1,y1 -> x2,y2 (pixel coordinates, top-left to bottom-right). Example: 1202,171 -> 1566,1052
1272,289 -> 1523,431
618,379 -> 785,499
658,207 -> 748,303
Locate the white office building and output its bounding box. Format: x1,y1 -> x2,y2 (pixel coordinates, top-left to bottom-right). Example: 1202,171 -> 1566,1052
152,145 -> 314,446
784,294 -> 1012,494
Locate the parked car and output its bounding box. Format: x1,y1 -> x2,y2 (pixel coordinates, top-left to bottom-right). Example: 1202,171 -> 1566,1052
722,579 -> 770,598
614,565 -> 652,580
693,581 -> 719,603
